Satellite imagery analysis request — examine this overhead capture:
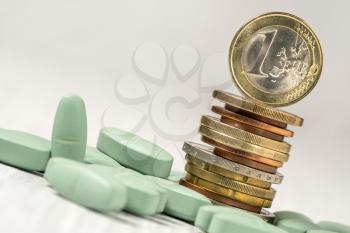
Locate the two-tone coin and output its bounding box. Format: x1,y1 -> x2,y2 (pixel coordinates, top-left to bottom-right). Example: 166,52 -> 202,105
229,12 -> 323,107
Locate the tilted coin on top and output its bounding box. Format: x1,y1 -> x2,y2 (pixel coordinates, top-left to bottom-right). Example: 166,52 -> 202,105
229,12 -> 323,106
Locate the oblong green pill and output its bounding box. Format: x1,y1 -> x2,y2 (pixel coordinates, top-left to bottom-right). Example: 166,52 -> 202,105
195,205 -> 262,232
274,211 -> 314,225
44,158 -> 127,212
149,176 -> 212,221
97,127 -> 173,178
308,230 -> 339,233
51,95 -> 87,161
149,179 -> 168,213
84,146 -> 124,169
277,218 -> 320,233
0,129 -> 51,171
89,165 -> 161,216
209,213 -> 288,233
318,221 -> 350,233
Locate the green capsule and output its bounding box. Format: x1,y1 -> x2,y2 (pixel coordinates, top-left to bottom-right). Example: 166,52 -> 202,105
51,95 -> 87,162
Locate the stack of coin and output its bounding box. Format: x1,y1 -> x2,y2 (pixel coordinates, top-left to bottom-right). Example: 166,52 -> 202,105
180,12 -> 323,215
180,90 -> 302,213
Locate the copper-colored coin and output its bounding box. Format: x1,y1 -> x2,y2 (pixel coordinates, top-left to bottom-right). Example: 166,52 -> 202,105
212,106 -> 293,138
220,116 -> 285,142
202,136 -> 283,168
214,147 -> 277,174
224,104 -> 288,128
179,178 -> 262,213
221,116 -> 284,142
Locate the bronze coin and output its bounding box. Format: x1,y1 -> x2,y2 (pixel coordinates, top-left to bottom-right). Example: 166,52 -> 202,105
201,136 -> 283,168
214,147 -> 278,174
225,104 -> 288,129
179,178 -> 262,213
212,105 -> 293,137
220,116 -> 284,142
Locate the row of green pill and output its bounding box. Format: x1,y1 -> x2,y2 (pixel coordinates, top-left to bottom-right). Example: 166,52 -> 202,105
0,94 -> 348,233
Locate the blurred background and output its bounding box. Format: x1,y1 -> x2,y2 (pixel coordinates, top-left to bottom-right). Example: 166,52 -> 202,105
0,0 -> 349,225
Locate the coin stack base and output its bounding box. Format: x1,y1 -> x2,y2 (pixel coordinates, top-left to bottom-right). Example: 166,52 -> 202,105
180,90 -> 303,215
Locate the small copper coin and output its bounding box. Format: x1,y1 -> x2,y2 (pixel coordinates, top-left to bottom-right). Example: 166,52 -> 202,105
201,136 -> 283,168
212,105 -> 293,137
214,147 -> 277,174
220,116 -> 284,142
225,104 -> 288,129
179,178 -> 262,213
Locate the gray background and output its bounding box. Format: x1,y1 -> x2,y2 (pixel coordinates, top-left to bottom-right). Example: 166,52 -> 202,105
0,0 -> 349,226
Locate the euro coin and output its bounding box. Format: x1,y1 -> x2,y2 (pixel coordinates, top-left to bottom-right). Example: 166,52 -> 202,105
229,12 -> 323,106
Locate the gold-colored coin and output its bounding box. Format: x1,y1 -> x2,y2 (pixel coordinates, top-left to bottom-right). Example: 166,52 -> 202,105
186,154 -> 271,189
183,141 -> 284,184
185,163 -> 276,200
213,90 -> 303,127
229,12 -> 323,107
201,115 -> 291,153
184,173 -> 272,208
179,178 -> 263,213
199,125 -> 289,162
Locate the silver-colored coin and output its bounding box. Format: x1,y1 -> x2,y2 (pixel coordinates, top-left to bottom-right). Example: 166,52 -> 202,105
182,141 -> 283,184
